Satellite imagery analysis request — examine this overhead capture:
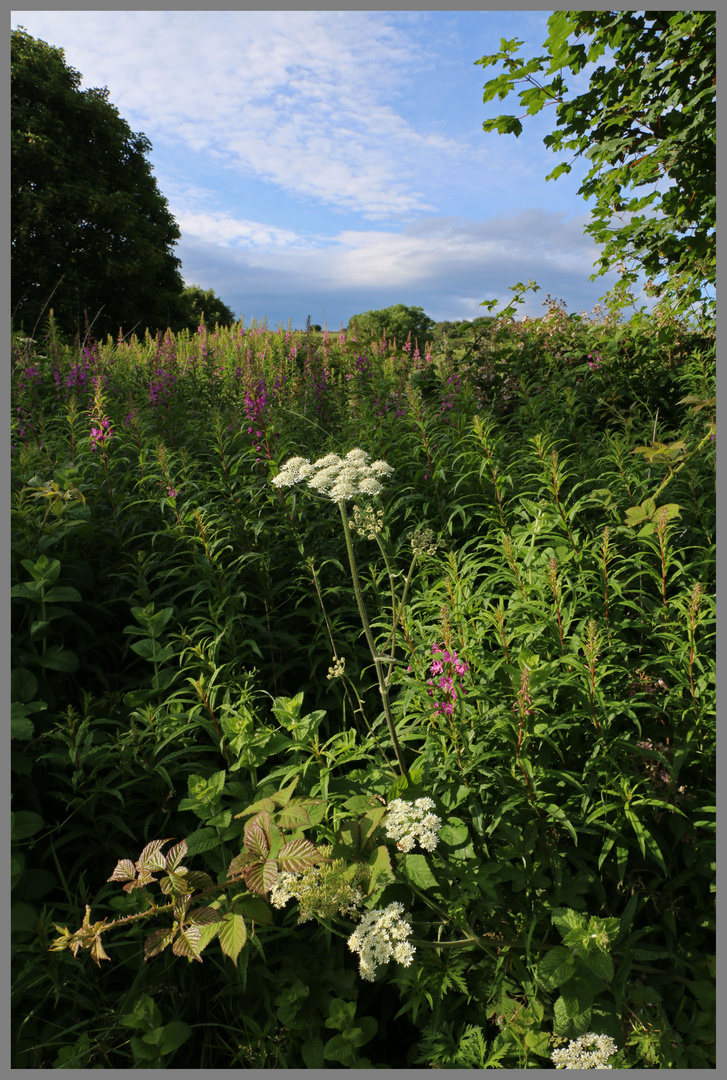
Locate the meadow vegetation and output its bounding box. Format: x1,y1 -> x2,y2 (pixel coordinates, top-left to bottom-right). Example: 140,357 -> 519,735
11,294 -> 715,1067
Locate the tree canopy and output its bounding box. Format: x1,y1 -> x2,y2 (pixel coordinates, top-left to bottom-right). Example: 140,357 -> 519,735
347,304 -> 435,349
11,28 -> 188,341
476,10 -> 715,322
179,285 -> 237,332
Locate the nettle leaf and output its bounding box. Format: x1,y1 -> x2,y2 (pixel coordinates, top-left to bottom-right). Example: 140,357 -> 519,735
278,838 -> 320,873
559,967 -> 604,1017
551,907 -> 587,936
536,945 -> 576,990
553,994 -> 592,1039
218,912 -> 247,965
144,927 -> 176,960
579,947 -> 614,982
184,828 -> 221,856
172,924 -> 202,962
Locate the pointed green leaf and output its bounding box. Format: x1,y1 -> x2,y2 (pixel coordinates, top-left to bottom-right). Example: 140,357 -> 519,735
244,859 -> 278,895
164,840 -> 188,872
188,905 -> 225,926
537,945 -> 576,990
172,924 -> 202,961
244,821 -> 270,861
143,927 -> 177,960
218,912 -> 247,964
278,838 -> 320,873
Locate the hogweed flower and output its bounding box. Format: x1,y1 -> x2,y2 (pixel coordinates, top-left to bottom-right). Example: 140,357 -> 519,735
269,858 -> 365,925
550,1032 -> 618,1069
385,797 -> 441,852
347,901 -> 415,981
327,656 -> 346,680
349,504 -> 385,539
272,449 -> 393,502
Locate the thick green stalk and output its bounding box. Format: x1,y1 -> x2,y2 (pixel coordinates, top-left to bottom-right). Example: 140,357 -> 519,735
338,503 -> 409,780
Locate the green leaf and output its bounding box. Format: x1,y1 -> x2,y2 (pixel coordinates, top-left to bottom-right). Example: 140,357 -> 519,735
278,837 -> 320,873
401,853 -> 439,890
579,947 -> 614,982
551,907 -> 587,936
11,810 -> 44,842
145,1020 -> 192,1056
438,817 -> 469,847
120,993 -> 162,1032
244,858 -> 278,895
218,912 -> 247,964
537,945 -> 576,990
232,894 -> 274,925
38,645 -> 79,672
183,828 -> 220,856
301,1037 -> 325,1069
172,924 -> 202,961
553,994 -> 592,1039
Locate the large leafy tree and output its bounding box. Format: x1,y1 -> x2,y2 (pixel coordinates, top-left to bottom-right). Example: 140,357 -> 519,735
179,285 -> 237,332
347,304 -> 435,348
476,10 -> 715,322
12,28 -> 187,341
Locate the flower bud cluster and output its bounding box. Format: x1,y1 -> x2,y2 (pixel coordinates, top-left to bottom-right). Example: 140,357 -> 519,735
550,1033 -> 618,1069
408,526 -> 441,557
327,656 -> 346,680
269,856 -> 365,925
349,503 -> 385,539
347,901 -> 415,981
384,797 -> 441,852
271,449 -> 393,501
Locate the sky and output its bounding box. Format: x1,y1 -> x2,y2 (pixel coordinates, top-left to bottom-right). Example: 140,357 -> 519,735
11,8 -> 653,330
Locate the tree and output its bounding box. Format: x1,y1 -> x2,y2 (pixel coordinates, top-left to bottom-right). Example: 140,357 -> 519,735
12,27 -> 187,341
179,285 -> 237,332
347,304 -> 435,349
476,11 -> 715,322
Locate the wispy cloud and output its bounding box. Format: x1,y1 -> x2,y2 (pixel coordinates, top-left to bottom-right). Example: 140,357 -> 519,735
14,9 -> 464,219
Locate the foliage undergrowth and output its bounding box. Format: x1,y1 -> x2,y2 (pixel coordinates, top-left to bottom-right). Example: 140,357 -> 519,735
11,297 -> 715,1068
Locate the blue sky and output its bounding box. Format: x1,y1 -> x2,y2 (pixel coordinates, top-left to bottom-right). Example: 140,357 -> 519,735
12,8 -> 649,330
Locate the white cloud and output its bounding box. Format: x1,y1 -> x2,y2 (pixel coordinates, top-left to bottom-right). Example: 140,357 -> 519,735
13,10 -> 454,219
174,208 -> 626,325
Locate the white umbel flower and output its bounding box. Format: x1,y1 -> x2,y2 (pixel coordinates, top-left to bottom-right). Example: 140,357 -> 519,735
384,797 -> 442,852
551,1033 -> 618,1069
347,901 -> 415,981
271,449 -> 393,502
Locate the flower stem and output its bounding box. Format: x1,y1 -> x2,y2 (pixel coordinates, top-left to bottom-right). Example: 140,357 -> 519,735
338,502 -> 409,780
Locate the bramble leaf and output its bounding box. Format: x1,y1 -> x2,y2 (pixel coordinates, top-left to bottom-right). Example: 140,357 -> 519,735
218,912 -> 247,964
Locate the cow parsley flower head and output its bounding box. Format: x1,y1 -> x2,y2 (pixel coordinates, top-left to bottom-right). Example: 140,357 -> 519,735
551,1033 -> 618,1069
272,449 -> 393,502
347,901 -> 415,981
384,797 -> 442,852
